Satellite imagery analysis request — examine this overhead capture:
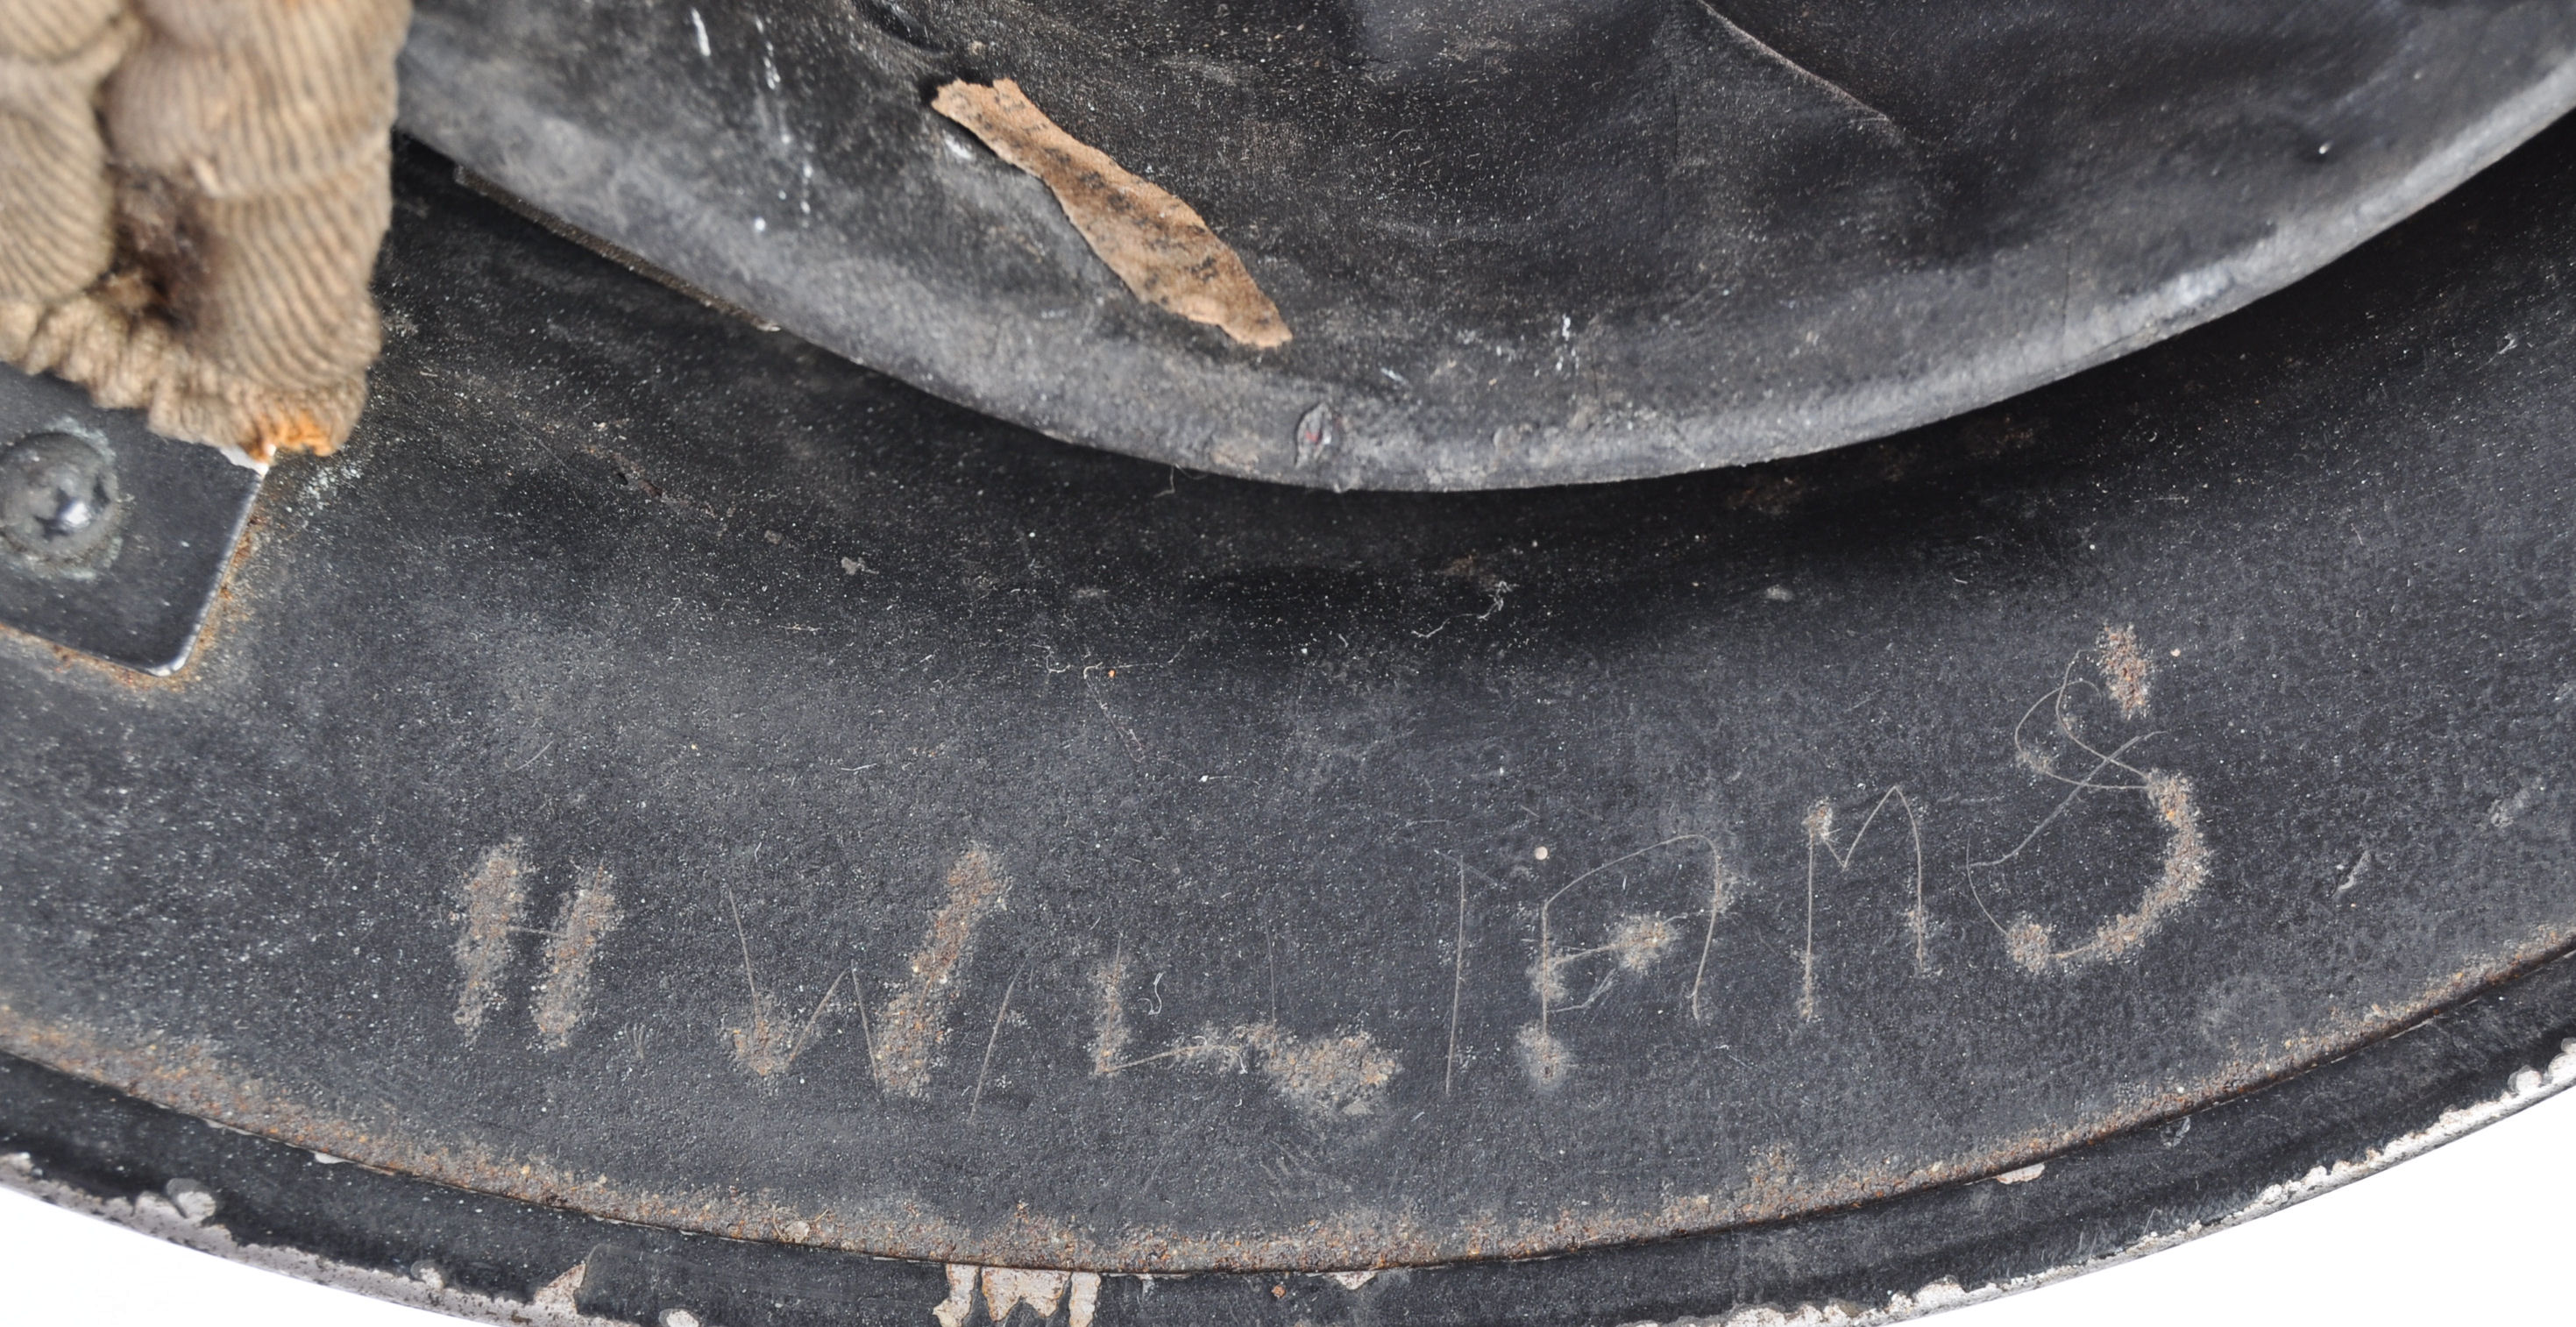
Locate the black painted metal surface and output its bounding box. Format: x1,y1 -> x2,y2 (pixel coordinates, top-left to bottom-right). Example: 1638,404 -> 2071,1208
395,0 -> 2576,488
0,372 -> 262,675
1,111 -> 2574,1319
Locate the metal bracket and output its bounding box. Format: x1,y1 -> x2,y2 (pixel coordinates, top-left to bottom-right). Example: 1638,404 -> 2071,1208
0,366 -> 263,674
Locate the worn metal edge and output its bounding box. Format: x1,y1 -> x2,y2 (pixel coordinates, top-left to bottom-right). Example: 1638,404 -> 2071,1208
132,472 -> 262,678
4,1033 -> 2571,1327
0,934 -> 2572,1326
1659,1037 -> 2576,1327
0,1155 -> 630,1327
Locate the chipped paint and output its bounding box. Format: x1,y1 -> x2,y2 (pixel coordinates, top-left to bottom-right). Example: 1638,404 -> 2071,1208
0,1163 -> 635,1327
984,1267 -> 1070,1322
727,990 -> 800,1077
876,847 -> 1012,1096
163,1176 -> 218,1221
1649,1039 -> 2576,1327
933,1263 -> 979,1327
533,1262 -> 590,1311
932,1265 -> 1104,1327
1604,915 -> 1680,972
1515,1022 -> 1574,1090
724,888 -> 850,1081
1525,834 -> 1725,1075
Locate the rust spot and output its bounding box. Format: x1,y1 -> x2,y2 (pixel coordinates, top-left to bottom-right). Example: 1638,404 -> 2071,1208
1744,1144 -> 1800,1210
451,841 -> 529,1038
1722,472 -> 1807,516
249,408 -> 334,465
931,80 -> 1291,349
532,868 -> 619,1051
873,846 -> 1011,1096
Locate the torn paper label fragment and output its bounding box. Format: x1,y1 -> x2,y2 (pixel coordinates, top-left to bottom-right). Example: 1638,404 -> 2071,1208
931,79 -> 1292,349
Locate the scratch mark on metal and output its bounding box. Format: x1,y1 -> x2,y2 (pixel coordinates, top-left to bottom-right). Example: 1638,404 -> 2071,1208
1799,786 -> 1927,1019
876,846 -> 1012,1096
1687,846 -> 1731,1023
533,867 -> 620,1050
1090,949 -> 1132,1075
969,974 -> 1018,1120
1521,835 -> 1715,1082
726,889 -> 851,1078
451,841 -> 529,1039
1108,1021 -> 1402,1118
1446,866 -> 1467,1095
1694,0 -> 1909,139
1968,635 -> 2209,975
1,977 -> 2567,1269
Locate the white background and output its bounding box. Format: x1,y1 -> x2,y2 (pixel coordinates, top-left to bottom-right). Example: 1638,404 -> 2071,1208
3,1082 -> 2572,1327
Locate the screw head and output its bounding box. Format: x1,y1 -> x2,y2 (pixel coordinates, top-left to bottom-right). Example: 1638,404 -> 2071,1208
0,431 -> 123,565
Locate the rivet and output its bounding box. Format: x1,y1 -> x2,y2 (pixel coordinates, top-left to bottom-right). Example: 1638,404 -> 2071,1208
0,431 -> 122,565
